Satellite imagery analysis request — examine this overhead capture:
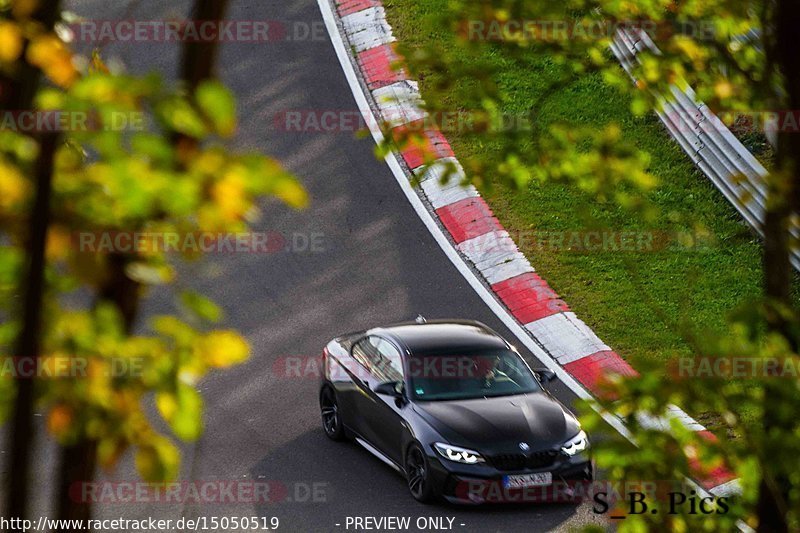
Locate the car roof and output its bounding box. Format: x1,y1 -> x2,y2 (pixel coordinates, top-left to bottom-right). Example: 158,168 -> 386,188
370,320 -> 510,355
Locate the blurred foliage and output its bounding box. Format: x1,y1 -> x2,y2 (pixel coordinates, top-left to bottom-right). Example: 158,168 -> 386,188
378,0 -> 799,529
0,4 -> 306,482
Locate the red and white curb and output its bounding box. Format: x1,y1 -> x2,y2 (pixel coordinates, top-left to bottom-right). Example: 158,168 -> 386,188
322,0 -> 738,497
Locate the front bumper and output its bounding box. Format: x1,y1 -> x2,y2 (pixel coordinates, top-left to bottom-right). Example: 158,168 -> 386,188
426,449 -> 594,505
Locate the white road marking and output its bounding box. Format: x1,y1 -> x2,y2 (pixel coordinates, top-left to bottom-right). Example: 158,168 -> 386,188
340,6 -> 396,52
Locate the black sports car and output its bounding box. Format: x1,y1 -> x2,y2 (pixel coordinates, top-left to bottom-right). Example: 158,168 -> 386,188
318,319 -> 593,504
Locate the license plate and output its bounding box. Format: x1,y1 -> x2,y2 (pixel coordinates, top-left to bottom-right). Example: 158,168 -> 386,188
503,472 -> 552,488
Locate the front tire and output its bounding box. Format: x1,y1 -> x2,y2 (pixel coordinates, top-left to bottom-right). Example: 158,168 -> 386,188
405,443 -> 436,503
320,386 -> 345,441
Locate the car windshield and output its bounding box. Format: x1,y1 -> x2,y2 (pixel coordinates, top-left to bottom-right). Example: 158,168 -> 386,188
407,349 -> 543,401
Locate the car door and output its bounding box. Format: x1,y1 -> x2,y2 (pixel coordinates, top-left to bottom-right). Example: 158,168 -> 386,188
361,337 -> 409,465
347,336 -> 381,443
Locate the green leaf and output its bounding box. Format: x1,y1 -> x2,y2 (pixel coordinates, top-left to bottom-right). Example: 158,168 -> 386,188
196,80 -> 237,137
156,383 -> 204,441
135,438 -> 180,482
630,95 -> 649,117
180,291 -> 222,323
156,97 -> 207,138
131,133 -> 174,166
151,315 -> 197,348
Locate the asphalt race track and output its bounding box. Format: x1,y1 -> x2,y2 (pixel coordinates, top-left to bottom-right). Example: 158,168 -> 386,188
10,1 -> 610,531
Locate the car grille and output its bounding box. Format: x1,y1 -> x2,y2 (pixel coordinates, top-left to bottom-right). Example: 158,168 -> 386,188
489,450 -> 560,471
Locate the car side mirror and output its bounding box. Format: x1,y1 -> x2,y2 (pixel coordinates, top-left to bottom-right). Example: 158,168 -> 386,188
375,381 -> 404,398
535,369 -> 557,383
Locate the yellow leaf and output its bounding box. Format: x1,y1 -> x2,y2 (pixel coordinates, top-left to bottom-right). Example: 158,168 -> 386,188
0,160 -> 30,209
47,404 -> 73,439
715,80 -> 734,100
0,22 -> 23,63
200,330 -> 250,368
46,225 -> 72,260
12,0 -> 39,19
194,149 -> 225,175
155,392 -> 178,422
212,167 -> 247,220
274,178 -> 308,209
27,34 -> 78,88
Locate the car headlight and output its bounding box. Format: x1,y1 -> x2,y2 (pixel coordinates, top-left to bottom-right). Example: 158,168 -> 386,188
561,430 -> 589,456
434,443 -> 485,464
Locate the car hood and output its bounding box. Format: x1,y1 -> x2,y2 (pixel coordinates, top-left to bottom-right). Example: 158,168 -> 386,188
413,393 -> 579,452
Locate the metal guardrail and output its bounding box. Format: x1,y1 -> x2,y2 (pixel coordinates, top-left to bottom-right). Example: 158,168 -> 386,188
610,27 -> 800,270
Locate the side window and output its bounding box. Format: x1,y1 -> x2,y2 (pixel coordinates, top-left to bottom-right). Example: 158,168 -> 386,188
370,338 -> 404,383
353,336 -> 404,383
351,337 -> 378,371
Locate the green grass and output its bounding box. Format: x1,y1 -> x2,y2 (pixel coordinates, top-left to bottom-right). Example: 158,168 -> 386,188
384,0 -> 771,371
